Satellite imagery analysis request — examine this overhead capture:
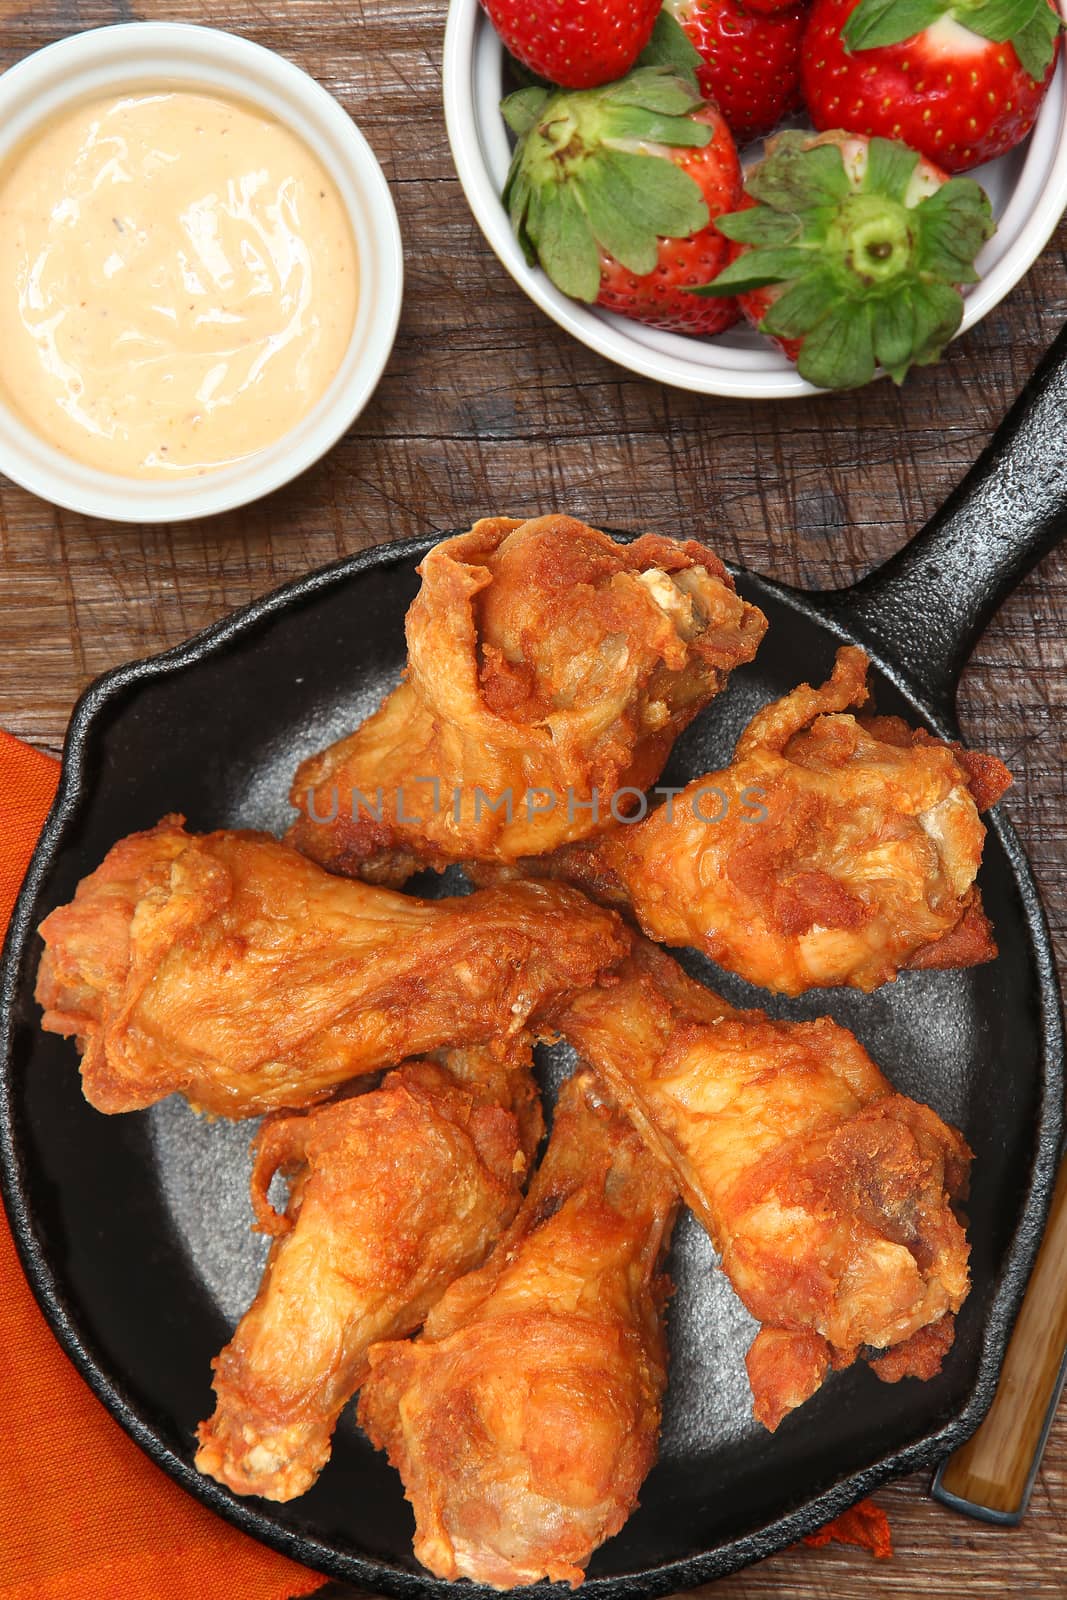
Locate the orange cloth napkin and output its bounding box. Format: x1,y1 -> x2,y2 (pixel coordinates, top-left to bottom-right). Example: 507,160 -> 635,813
802,1499 -> 892,1558
0,729 -> 324,1600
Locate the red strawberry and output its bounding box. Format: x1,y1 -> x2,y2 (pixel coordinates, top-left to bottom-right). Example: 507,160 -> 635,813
664,0 -> 809,142
693,129 -> 994,386
502,68 -> 743,335
481,0 -> 661,89
743,0 -> 808,15
801,0 -> 1061,172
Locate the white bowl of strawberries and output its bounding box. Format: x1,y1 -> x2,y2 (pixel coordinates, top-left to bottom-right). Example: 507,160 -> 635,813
443,0 -> 1067,394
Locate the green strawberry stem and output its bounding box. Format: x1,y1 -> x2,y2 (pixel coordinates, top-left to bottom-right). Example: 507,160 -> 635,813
636,9 -> 705,74
694,132 -> 995,388
501,67 -> 712,303
841,0 -> 1061,85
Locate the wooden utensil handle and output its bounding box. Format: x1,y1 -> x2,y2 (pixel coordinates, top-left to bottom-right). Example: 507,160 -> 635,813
934,1154 -> 1067,1523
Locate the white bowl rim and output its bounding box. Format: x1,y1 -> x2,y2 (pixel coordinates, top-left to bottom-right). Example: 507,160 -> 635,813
443,0 -> 1067,399
0,21 -> 404,522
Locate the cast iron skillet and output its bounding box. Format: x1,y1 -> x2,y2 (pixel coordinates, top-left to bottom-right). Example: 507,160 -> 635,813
2,330 -> 1066,1598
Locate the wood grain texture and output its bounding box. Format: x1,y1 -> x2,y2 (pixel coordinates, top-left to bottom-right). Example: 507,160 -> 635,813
0,1 -> 1064,1595
938,1159 -> 1067,1519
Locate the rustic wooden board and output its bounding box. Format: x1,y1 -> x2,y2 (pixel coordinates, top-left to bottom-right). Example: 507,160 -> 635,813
0,0 -> 1065,1594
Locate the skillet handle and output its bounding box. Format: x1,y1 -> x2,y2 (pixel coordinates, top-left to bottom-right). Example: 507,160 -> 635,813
822,323 -> 1067,716
932,1154 -> 1067,1524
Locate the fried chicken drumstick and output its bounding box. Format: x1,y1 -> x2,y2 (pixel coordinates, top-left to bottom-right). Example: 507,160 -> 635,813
550,939 -> 971,1431
288,515 -> 766,884
535,647 -> 1011,994
35,816 -> 626,1116
358,1071 -> 678,1589
196,1037 -> 542,1501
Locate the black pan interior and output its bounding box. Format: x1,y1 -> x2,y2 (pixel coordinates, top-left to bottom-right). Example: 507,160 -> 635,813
0,536 -> 1059,1598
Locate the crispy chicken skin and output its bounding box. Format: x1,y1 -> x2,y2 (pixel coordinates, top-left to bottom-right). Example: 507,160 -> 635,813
550,939 -> 971,1431
358,1071 -> 678,1588
287,515 -> 767,884
534,646 -> 1011,994
196,1038 -> 543,1502
34,816 -> 627,1117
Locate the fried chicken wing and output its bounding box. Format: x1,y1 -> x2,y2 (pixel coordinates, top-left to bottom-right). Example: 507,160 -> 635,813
287,515 -> 766,883
357,1071 -> 678,1589
534,647 -> 1011,993
550,939 -> 971,1431
35,816 -> 626,1117
196,1037 -> 542,1501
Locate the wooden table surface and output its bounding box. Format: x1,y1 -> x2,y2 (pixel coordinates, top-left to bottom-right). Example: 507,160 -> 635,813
1,1 -> 1065,1596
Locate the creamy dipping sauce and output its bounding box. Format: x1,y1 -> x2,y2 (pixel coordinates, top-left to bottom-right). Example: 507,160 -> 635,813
0,89 -> 358,478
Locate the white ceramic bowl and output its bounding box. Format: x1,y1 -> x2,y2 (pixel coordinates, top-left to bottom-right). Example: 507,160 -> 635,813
0,23 -> 403,520
444,0 -> 1067,397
